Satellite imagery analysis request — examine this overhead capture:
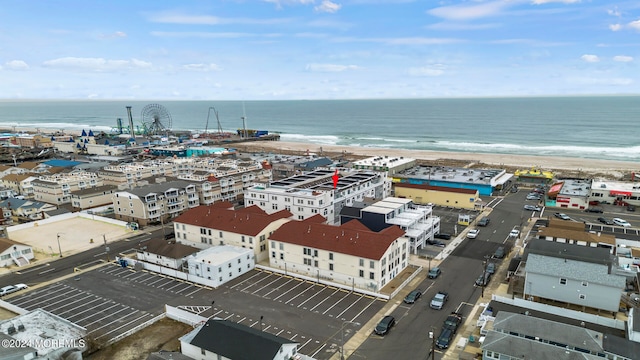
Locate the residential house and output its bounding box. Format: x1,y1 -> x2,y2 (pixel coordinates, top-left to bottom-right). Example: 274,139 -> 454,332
0,198 -> 57,222
172,204 -> 292,262
136,237 -> 201,270
186,245 -> 255,287
70,184 -> 119,211
31,170 -> 103,205
523,240 -> 626,312
482,311 -> 639,360
245,169 -> 389,225
269,216 -> 408,293
180,319 -> 302,360
0,173 -> 34,197
340,197 -> 439,254
0,237 -> 34,267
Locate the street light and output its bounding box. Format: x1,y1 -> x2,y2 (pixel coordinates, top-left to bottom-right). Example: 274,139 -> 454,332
210,300 -> 215,318
341,320 -> 361,360
260,315 -> 264,332
56,233 -> 63,257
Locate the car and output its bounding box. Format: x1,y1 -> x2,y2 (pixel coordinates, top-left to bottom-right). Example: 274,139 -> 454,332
477,217 -> 490,226
554,213 -> 571,220
628,205 -> 636,212
14,283 -> 28,291
428,267 -> 442,279
374,315 -> 396,336
523,204 -> 541,211
434,233 -> 452,240
532,188 -> 545,194
510,186 -> 519,193
485,262 -> 496,274
436,328 -> 455,349
475,272 -> 492,286
466,229 -> 480,239
443,313 -> 463,333
509,229 -> 520,238
493,246 -> 505,259
597,217 -> 614,225
526,194 -> 541,200
612,218 -> 632,227
404,289 -> 422,304
430,291 -> 449,310
427,239 -> 446,247
0,285 -> 17,297
585,207 -> 603,213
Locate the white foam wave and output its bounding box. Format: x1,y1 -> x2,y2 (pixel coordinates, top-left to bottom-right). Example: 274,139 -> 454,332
0,121 -> 113,133
280,133 -> 339,145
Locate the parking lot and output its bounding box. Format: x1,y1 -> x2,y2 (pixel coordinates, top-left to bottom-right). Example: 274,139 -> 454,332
4,263 -> 386,359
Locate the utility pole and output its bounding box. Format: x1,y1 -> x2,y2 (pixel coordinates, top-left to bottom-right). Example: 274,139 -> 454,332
429,328 -> 436,360
56,233 -> 63,257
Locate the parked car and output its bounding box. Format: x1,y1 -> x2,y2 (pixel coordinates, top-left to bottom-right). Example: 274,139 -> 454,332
436,328 -> 455,349
628,205 -> 636,212
427,239 -> 446,247
485,262 -> 496,274
374,315 -> 396,336
0,284 -> 27,297
554,213 -> 571,220
597,217 -> 614,225
493,246 -> 505,259
524,204 -> 541,211
477,217 -> 490,226
443,313 -> 463,333
428,267 -> 442,279
466,229 -> 480,239
613,218 -> 632,227
430,291 -> 449,310
434,233 -> 452,240
475,271 -> 492,286
585,207 -> 603,213
509,229 -> 520,238
404,289 -> 422,304
526,194 -> 541,200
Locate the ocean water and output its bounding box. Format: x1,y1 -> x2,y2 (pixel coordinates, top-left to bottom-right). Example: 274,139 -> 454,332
0,96 -> 639,162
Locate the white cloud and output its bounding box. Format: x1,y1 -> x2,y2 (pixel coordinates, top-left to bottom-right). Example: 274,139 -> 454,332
99,31 -> 127,39
531,0 -> 581,4
428,1 -> 510,21
148,12 -> 289,25
182,63 -> 222,71
5,60 -> 29,70
315,1 -> 342,13
613,55 -> 633,62
607,7 -> 621,17
609,24 -> 622,31
580,54 -> 599,63
408,64 -> 446,77
570,77 -> 633,86
428,22 -> 500,31
629,19 -> 640,31
42,57 -> 152,72
305,63 -> 359,72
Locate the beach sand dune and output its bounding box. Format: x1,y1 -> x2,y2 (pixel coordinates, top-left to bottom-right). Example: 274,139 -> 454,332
239,141 -> 638,179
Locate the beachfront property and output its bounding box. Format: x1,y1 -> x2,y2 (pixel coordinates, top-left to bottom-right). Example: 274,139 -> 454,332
391,165 -> 512,196
69,184 -> 119,211
522,240 -> 626,313
268,216 -> 408,293
545,179 -> 591,210
30,171 -> 103,205
340,197 -> 439,255
393,182 -> 482,210
112,179 -> 200,226
185,245 -> 255,287
179,318 -> 304,360
513,167 -> 555,185
172,204 -> 292,263
481,311 -> 638,360
590,179 -> 640,208
351,155 -> 417,176
269,155 -> 334,179
244,169 -> 389,225
0,237 -> 33,267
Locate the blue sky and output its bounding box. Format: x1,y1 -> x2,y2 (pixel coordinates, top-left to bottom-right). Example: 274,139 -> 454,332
1,0 -> 639,100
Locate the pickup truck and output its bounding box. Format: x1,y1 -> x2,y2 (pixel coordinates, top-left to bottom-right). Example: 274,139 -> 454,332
430,291 -> 448,310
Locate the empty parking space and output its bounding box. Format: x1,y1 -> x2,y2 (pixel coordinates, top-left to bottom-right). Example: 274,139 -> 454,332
96,264 -> 205,296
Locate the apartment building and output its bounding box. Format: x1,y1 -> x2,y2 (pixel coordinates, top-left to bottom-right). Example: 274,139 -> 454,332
186,245 -> 255,287
31,171 -> 103,205
112,179 -> 200,226
172,204 -> 293,262
268,216 -> 408,293
245,169 -> 389,225
69,184 -> 120,211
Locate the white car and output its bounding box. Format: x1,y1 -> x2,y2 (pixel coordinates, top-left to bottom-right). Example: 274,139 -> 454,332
509,229 -> 520,238
467,229 -> 480,239
612,218 -> 631,227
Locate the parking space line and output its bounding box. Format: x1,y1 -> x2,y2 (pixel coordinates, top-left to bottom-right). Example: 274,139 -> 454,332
349,297 -> 379,323
134,273 -> 160,283
104,266 -> 125,275
322,291 -> 352,315
41,290 -> 89,309
146,276 -> 168,286
58,296 -> 104,316
299,286 -> 329,309
119,269 -> 139,279
229,271 -> 264,289
127,272 -> 149,281
298,337 -> 312,350
276,329 -> 285,336
224,313 -> 235,320
335,295 -> 364,320
248,274 -> 280,294
155,278 -> 177,288
93,312 -> 148,339
68,302 -> 119,323
164,281 -> 187,292
14,286 -> 77,307
310,343 -> 326,358
83,306 -> 135,328
10,284 -> 69,306
173,283 -> 196,294
184,286 -> 204,297
262,278 -> 295,298
309,288 -> 340,312
284,282 -> 316,304
272,279 -> 306,302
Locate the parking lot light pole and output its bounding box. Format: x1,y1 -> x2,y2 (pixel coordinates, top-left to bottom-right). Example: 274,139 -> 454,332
56,233 -> 63,257
341,320 -> 360,360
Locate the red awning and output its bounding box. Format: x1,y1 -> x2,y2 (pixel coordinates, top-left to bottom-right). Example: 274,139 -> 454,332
610,190 -> 632,196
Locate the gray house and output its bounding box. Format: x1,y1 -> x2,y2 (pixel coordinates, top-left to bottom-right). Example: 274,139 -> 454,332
482,311 -> 639,360
524,240 -> 625,312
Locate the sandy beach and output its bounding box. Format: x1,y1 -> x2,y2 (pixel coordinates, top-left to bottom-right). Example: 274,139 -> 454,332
239,141 -> 639,179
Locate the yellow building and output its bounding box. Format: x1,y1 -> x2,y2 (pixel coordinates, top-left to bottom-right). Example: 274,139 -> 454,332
393,183 -> 481,210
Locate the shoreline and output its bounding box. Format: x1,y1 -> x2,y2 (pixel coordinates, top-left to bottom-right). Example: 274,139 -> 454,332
239,141 -> 638,178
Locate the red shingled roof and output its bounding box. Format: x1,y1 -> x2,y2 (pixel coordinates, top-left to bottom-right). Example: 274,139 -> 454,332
173,204 -> 292,236
270,220 -> 405,260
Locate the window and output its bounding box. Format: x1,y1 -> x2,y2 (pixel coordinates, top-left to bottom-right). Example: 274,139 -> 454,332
560,278 -> 567,285
329,263 -> 334,271
369,272 -> 374,280
313,249 -> 318,257
581,281 -> 588,287
579,294 -> 586,300
329,253 -> 334,260
280,253 -> 284,260
271,251 -> 276,258
359,259 -> 364,267
369,260 -> 374,269
359,270 -> 364,277
314,260 -> 318,267
279,243 -> 284,250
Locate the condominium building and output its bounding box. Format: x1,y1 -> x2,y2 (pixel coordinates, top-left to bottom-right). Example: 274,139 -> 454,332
268,216 -> 408,293
245,169 -> 389,225
172,205 -> 293,262
31,171 -> 103,205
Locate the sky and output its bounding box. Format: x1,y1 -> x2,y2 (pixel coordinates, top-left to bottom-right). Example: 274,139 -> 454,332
1,0 -> 640,100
